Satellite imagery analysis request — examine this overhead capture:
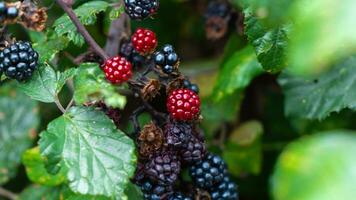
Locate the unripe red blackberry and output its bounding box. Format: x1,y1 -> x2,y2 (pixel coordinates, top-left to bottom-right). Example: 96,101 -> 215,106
124,0 -> 159,20
0,41 -> 39,81
102,56 -> 132,84
167,89 -> 201,121
131,28 -> 158,54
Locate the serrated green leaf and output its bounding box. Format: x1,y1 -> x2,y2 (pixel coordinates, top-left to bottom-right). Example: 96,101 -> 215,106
74,63 -> 126,108
287,0 -> 356,75
109,6 -> 124,20
17,63 -> 76,103
278,56 -> 356,120
0,86 -> 39,185
39,106 -> 137,197
244,8 -> 291,73
22,147 -> 66,186
33,32 -> 69,63
223,121 -> 263,176
53,1 -> 110,46
271,131 -> 356,200
18,185 -> 61,200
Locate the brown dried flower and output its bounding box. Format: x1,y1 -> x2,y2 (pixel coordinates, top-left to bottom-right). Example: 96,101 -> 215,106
18,2 -> 48,31
138,122 -> 164,157
141,79 -> 161,101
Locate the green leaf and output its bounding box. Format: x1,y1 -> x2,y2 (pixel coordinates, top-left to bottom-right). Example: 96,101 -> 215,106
244,8 -> 291,73
271,131 -> 356,200
53,1 -> 110,46
74,63 -> 126,108
223,120 -> 263,176
33,32 -> 69,63
39,106 -> 137,197
278,56 -> 356,120
18,63 -> 76,103
18,185 -> 61,200
287,0 -> 356,75
62,186 -> 112,200
109,6 -> 124,20
22,147 -> 66,186
0,86 -> 39,185
122,182 -> 144,200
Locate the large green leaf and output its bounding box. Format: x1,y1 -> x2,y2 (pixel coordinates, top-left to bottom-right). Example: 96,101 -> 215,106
0,86 -> 39,185
32,32 -> 69,63
278,56 -> 356,120
244,8 -> 291,73
223,121 -> 263,176
18,185 -> 61,200
53,1 -> 110,46
73,63 -> 126,108
287,0 -> 356,75
18,63 -> 76,103
39,106 -> 136,197
271,131 -> 356,200
22,147 -> 66,186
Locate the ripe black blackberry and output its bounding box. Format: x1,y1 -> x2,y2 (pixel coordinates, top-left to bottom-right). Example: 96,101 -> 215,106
164,122 -> 192,148
140,179 -> 173,200
119,41 -> 145,69
0,2 -> 18,21
209,176 -> 238,200
124,0 -> 159,20
180,135 -> 206,164
154,44 -> 179,74
168,192 -> 193,200
189,153 -> 227,189
145,149 -> 181,186
0,41 -> 39,81
204,0 -> 233,40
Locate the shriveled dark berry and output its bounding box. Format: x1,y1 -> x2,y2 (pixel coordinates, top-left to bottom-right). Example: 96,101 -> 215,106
164,122 -> 192,148
180,135 -> 206,164
189,153 -> 228,189
145,149 -> 181,186
0,41 -> 39,81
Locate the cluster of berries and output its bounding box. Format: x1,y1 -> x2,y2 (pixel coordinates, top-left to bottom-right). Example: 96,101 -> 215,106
0,41 -> 39,81
0,2 -> 18,22
100,2 -> 238,199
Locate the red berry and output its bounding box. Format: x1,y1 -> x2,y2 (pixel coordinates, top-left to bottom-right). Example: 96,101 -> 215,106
102,56 -> 132,84
167,89 -> 201,121
131,28 -> 158,54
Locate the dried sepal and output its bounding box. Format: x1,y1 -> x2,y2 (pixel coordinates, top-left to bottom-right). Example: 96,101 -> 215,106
166,75 -> 185,94
18,1 -> 48,31
138,122 -> 164,157
141,79 -> 161,101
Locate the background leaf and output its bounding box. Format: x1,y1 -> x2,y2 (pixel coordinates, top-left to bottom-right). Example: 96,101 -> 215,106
39,106 -> 137,197
18,185 -> 61,200
0,86 -> 39,185
278,56 -> 356,120
271,131 -> 356,200
73,63 -> 126,108
22,147 -> 66,186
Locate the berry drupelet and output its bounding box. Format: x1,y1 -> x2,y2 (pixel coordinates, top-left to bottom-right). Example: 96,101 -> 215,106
180,135 -> 206,164
164,122 -> 192,148
131,28 -> 158,54
102,56 -> 133,84
124,0 -> 159,20
183,79 -> 199,94
167,89 -> 201,121
168,192 -> 192,200
189,153 -> 227,189
119,41 -> 146,69
140,179 -> 173,200
0,41 -> 39,81
154,44 -> 179,74
209,176 -> 238,200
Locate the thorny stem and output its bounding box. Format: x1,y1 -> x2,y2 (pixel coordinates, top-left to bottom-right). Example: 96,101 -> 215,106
0,187 -> 18,200
55,0 -> 109,61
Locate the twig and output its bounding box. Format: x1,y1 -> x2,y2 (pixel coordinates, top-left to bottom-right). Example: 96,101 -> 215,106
0,187 -> 17,200
104,0 -> 130,57
55,0 -> 109,61
54,95 -> 66,113
65,97 -> 75,111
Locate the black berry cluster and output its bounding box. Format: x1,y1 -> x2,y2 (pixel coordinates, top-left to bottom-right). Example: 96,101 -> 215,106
119,41 -> 146,69
0,2 -> 19,22
0,41 -> 39,81
124,0 -> 159,20
154,44 -> 179,74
